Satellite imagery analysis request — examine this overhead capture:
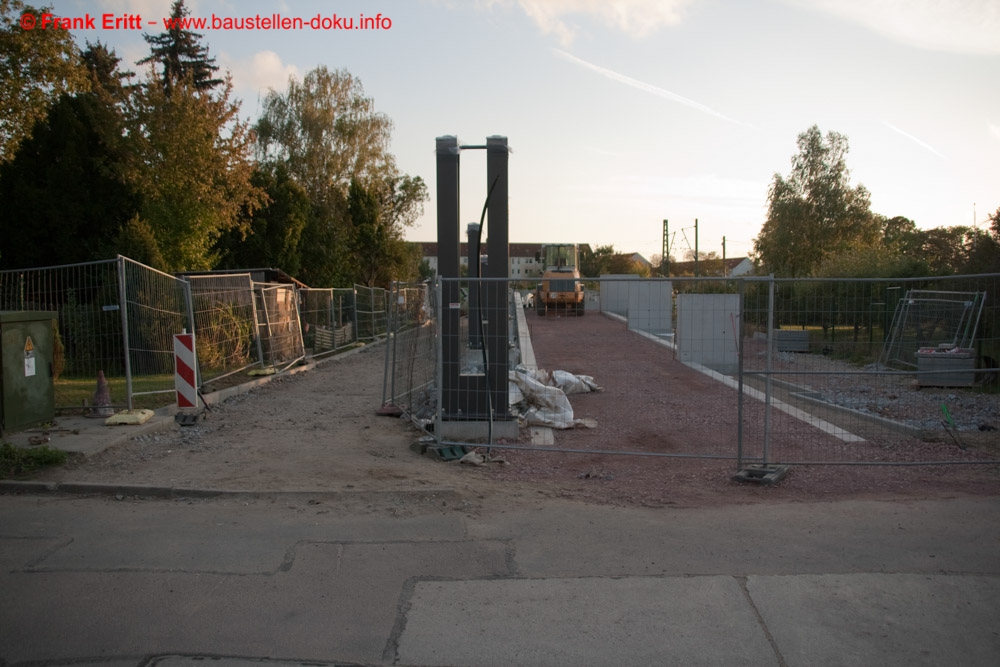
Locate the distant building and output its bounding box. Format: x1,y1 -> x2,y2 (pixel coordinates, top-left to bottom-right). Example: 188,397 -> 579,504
666,257 -> 753,277
620,252 -> 652,271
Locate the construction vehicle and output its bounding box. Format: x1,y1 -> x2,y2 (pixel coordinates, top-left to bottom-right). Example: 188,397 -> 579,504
534,243 -> 585,316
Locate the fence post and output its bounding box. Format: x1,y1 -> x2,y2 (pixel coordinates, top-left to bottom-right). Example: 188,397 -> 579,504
353,287 -> 359,344
259,285 -> 274,366
381,283 -> 397,408
736,278 -> 745,469
434,279 -> 443,439
250,284 -> 265,368
116,256 -> 133,411
292,285 -> 305,362
181,276 -> 200,389
763,275 -> 775,465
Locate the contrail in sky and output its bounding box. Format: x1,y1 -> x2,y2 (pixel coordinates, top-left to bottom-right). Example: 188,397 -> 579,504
552,48 -> 744,126
882,121 -> 947,159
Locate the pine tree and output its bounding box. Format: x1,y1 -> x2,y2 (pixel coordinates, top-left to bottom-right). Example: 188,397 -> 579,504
137,0 -> 221,94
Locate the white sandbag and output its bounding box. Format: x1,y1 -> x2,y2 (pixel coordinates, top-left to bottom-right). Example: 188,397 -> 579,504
551,370 -> 602,394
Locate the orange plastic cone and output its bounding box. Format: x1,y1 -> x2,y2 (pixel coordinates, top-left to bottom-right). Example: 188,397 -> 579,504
87,370 -> 114,418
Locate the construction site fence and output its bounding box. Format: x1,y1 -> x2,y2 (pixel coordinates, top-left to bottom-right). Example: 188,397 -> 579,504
0,257 -> 390,413
381,274 -> 999,468
380,282 -> 436,429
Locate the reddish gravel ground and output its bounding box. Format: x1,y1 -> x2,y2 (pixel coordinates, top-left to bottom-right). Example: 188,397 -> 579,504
462,311 -> 1000,508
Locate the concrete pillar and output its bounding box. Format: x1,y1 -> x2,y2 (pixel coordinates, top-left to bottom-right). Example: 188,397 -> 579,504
436,136 -> 461,417
485,136 -> 510,419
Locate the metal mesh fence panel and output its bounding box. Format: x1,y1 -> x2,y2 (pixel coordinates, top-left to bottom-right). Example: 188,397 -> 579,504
433,277 -> 743,461
300,287 -> 357,358
738,275 -> 999,466
0,259 -> 127,411
574,276 -> 740,461
437,277 -> 515,441
186,273 -> 259,387
334,288 -> 357,348
396,275 -> 997,469
256,284 -> 304,370
881,289 -> 987,368
120,257 -> 191,409
380,282 -> 436,428
355,285 -> 388,342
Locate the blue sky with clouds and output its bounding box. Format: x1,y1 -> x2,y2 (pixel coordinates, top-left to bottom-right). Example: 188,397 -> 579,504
43,0 -> 1000,261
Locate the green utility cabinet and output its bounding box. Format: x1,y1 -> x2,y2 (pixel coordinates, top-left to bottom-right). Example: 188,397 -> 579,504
0,311 -> 58,435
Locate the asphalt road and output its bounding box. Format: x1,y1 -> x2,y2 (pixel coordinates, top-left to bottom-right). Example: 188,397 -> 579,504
2,491 -> 999,666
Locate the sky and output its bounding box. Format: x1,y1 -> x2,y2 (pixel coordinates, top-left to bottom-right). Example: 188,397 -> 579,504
37,0 -> 1000,263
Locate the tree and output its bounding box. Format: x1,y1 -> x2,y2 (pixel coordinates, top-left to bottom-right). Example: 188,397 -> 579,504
580,244 -> 614,277
137,0 -> 221,94
965,207 -> 1000,274
215,164 -> 311,276
880,215 -> 918,253
579,245 -> 649,277
254,66 -> 426,286
649,253 -> 677,276
343,175 -> 428,287
125,73 -> 264,271
0,42 -> 137,269
609,254 -> 649,276
909,226 -> 972,276
753,126 -> 877,277
0,0 -> 88,162
347,179 -> 385,287
813,246 -> 927,279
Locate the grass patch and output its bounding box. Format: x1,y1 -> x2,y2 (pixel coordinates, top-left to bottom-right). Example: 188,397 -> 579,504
0,442 -> 67,479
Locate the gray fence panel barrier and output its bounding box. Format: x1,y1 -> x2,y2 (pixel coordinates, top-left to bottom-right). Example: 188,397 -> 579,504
738,274 -> 999,466
257,284 -> 304,370
0,259 -> 127,411
380,275 -> 997,470
300,287 -> 358,358
120,257 -> 192,409
380,282 -> 436,427
186,273 -> 260,388
355,285 -> 388,342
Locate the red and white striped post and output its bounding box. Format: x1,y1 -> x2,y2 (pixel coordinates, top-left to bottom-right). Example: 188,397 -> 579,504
173,332 -> 198,408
